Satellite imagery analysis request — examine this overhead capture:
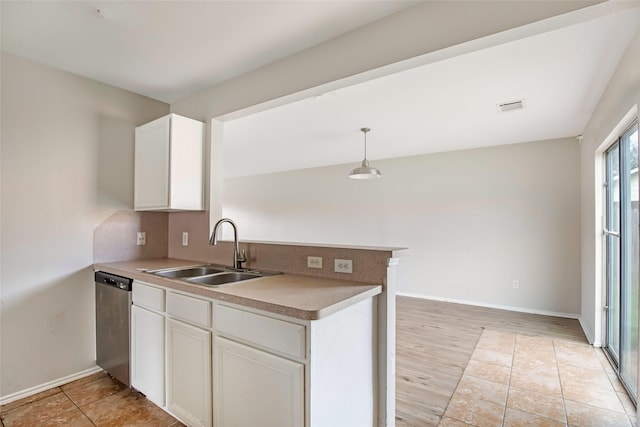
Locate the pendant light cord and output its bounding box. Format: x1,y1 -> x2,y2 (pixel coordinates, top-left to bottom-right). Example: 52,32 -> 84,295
363,131 -> 367,161
361,127 -> 370,161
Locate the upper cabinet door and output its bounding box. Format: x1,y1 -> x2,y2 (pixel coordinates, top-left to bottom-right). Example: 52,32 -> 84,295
134,116 -> 170,210
134,114 -> 204,211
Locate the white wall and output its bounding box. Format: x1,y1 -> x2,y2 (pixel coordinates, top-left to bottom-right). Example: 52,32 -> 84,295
168,2 -> 596,319
0,53 -> 168,398
171,1 -> 596,121
166,2 -> 602,321
579,28 -> 640,345
224,138 -> 581,315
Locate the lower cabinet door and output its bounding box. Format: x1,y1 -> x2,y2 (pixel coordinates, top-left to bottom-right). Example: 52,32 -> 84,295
213,336 -> 304,427
131,305 -> 165,406
167,318 -> 212,427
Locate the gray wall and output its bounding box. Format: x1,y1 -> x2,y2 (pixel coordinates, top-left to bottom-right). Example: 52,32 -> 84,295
167,0 -> 596,319
579,28 -> 640,345
223,139 -> 582,315
0,53 -> 168,398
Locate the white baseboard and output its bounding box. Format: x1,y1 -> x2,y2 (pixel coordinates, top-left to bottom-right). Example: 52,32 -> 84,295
0,366 -> 103,405
396,291 -> 581,320
579,317 -> 602,347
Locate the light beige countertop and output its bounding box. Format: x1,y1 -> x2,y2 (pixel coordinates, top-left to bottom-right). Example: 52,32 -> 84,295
93,258 -> 382,320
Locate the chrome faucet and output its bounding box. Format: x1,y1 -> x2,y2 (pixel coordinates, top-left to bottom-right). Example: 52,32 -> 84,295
209,218 -> 247,270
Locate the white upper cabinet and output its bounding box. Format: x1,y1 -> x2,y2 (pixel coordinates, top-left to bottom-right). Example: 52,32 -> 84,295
134,113 -> 204,211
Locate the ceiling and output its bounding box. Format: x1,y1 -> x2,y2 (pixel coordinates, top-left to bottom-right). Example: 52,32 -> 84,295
2,1 -> 639,180
0,0 -> 419,103
223,4 -> 640,178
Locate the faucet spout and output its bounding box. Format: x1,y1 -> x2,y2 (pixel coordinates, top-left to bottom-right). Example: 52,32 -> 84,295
209,218 -> 247,269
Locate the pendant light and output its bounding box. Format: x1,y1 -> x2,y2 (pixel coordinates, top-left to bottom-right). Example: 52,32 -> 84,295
349,127 -> 382,179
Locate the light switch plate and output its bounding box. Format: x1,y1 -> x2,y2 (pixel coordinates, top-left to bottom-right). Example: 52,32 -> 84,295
182,232 -> 189,246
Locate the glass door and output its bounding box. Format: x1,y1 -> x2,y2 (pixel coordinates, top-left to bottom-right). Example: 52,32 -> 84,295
605,143 -> 621,363
605,121 -> 639,401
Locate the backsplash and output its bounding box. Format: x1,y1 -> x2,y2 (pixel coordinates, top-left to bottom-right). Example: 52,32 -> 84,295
94,210 -> 400,284
94,210 -> 168,263
168,211 -> 400,285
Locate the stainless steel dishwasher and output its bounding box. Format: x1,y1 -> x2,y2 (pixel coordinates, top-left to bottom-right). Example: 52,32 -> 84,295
95,271 -> 133,386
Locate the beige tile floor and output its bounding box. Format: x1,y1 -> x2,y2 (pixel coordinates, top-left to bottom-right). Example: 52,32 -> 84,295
1,328 -> 636,426
441,329 -> 637,427
0,371 -> 183,427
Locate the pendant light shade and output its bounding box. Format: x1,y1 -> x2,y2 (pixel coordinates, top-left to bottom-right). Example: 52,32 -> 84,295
349,127 -> 382,179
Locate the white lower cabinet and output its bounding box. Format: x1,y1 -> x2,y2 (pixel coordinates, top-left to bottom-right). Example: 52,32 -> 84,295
212,299 -> 375,427
166,318 -> 212,427
131,289 -> 165,407
213,336 -> 304,427
130,281 -> 376,427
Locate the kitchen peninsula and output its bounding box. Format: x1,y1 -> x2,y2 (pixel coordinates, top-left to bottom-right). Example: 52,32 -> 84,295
93,219 -> 402,427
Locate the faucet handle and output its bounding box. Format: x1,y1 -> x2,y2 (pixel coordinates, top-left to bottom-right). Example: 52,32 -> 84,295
234,249 -> 248,270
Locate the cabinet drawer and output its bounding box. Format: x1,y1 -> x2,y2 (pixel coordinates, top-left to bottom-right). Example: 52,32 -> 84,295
214,305 -> 306,359
132,281 -> 165,312
166,292 -> 211,328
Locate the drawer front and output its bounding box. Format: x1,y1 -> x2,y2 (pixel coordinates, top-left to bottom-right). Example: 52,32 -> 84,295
132,281 -> 165,312
166,291 -> 211,328
214,304 -> 306,359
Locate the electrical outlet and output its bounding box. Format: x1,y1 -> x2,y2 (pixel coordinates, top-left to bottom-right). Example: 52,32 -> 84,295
334,259 -> 353,274
307,256 -> 323,269
136,232 -> 146,246
513,280 -> 520,289
182,232 -> 189,246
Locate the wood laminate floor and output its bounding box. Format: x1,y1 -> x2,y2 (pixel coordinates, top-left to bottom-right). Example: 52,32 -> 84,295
397,296 -> 636,426
2,296 -> 634,426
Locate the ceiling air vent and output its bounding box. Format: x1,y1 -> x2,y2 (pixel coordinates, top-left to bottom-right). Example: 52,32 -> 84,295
497,100 -> 525,113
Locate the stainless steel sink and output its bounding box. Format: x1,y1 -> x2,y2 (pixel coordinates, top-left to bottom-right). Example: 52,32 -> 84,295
147,264 -> 280,287
147,265 -> 228,279
186,272 -> 262,286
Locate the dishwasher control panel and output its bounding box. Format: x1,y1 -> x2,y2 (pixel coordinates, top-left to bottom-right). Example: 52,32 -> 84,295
95,271 -> 133,291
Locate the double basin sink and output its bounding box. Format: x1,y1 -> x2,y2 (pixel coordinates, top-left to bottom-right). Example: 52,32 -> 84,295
146,264 -> 280,287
